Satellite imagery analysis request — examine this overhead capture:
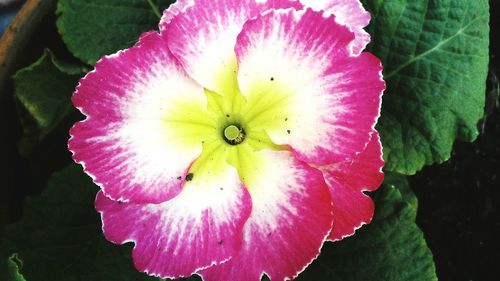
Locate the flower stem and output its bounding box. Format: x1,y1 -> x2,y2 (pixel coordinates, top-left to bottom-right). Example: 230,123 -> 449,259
146,0 -> 161,19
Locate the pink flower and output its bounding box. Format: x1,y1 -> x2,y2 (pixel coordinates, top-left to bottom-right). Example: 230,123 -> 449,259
68,0 -> 385,280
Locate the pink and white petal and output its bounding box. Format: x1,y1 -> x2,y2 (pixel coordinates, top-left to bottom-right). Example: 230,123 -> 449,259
159,0 -> 194,26
324,131 -> 384,192
300,0 -> 371,54
199,149 -> 333,281
95,160 -> 252,279
236,9 -> 385,166
69,31 -> 215,204
320,131 -> 384,241
162,0 -> 302,94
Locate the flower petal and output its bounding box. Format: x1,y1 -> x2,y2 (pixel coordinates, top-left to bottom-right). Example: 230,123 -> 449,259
199,149 -> 333,281
320,131 -> 384,241
235,8 -> 385,166
159,0 -> 194,26
161,0 -> 302,94
300,0 -> 371,54
69,31 -> 215,204
95,151 -> 252,279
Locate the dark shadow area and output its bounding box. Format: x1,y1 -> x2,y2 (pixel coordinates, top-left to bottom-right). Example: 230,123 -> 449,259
0,4 -> 77,243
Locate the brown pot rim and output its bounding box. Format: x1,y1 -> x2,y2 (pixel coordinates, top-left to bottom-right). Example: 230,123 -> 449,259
0,0 -> 57,92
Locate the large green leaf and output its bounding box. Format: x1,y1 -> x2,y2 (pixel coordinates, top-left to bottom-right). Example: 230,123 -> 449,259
56,0 -> 174,65
296,183 -> 437,281
364,0 -> 490,174
13,49 -> 84,155
383,171 -> 418,210
0,165 -> 161,281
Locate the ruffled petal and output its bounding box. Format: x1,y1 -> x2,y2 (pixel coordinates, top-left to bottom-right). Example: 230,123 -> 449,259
69,31 -> 215,204
161,0 -> 302,94
159,0 -> 194,26
95,152 -> 252,279
300,0 -> 371,54
320,131 -> 384,241
235,8 -> 385,166
199,149 -> 333,281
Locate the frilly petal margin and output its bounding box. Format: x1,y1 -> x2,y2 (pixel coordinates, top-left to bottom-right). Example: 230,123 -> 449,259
159,0 -> 194,26
320,131 -> 384,241
235,8 -> 385,166
95,163 -> 252,279
300,0 -> 371,54
161,0 -> 302,94
69,31 -> 214,204
199,150 -> 333,281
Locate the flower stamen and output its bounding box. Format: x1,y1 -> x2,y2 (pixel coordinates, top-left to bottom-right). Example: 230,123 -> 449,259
223,124 -> 246,145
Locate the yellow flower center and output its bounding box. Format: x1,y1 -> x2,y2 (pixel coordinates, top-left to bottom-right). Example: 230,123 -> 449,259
223,124 -> 245,145
162,64 -> 292,189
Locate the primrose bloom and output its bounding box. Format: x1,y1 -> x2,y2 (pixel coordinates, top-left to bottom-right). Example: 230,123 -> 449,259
68,0 -> 385,280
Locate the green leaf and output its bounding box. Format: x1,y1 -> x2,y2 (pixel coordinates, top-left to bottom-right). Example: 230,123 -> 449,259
13,49 -> 84,155
296,183 -> 437,281
56,0 -> 174,65
364,0 -> 490,174
5,254 -> 27,281
0,165 -> 161,281
383,171 -> 418,210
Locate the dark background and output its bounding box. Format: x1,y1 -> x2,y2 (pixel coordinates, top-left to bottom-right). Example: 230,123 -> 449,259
1,1 -> 499,281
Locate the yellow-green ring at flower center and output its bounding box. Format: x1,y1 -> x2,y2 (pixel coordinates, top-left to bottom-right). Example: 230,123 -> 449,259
223,124 -> 245,145
224,125 -> 240,140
